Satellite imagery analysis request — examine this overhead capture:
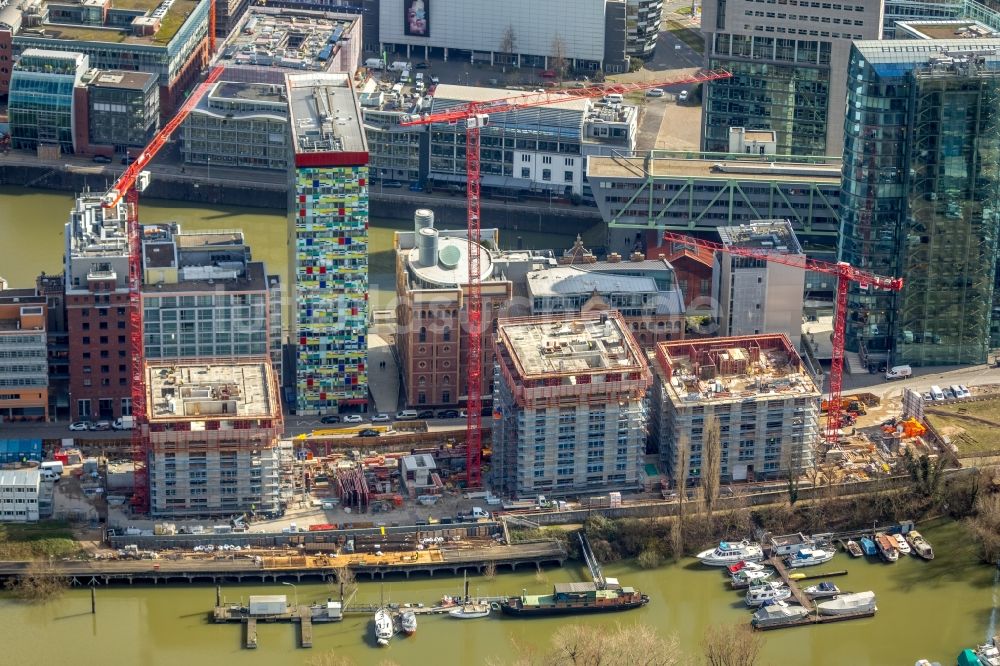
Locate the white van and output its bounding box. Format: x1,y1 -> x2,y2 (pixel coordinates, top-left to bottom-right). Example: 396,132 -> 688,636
605,93 -> 623,105
884,365 -> 912,380
930,385 -> 945,401
41,469 -> 60,482
40,461 -> 64,476
364,57 -> 385,70
390,61 -> 411,72
395,409 -> 419,420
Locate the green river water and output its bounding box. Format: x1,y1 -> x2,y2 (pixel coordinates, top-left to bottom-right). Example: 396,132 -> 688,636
0,189 -> 998,664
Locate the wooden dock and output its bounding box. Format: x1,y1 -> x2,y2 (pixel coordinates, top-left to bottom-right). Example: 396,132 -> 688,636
245,618 -> 257,649
767,555 -> 814,611
298,607 -> 313,648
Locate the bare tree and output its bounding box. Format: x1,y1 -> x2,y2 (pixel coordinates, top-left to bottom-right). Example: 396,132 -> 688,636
545,623 -> 684,666
4,560 -> 67,602
702,415 -> 722,516
483,560 -> 497,580
499,25 -> 518,72
702,622 -> 764,666
331,564 -> 357,603
785,444 -> 802,506
550,35 -> 569,81
672,436 -> 690,560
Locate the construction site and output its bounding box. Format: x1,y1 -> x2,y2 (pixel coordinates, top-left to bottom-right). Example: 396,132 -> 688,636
491,311 -> 652,499
143,359 -> 284,518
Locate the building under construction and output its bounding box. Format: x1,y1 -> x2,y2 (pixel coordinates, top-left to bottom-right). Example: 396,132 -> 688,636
491,311 -> 651,498
144,359 -> 283,517
651,334 -> 820,485
842,34 -> 1000,367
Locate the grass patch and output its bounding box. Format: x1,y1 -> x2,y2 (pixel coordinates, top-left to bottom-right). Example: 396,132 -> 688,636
0,521 -> 83,560
665,19 -> 705,55
675,6 -> 693,15
925,397 -> 1000,454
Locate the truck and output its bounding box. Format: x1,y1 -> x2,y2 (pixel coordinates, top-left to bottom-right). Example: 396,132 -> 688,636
113,416 -> 135,430
389,60 -> 411,72
885,365 -> 912,380
40,461 -> 64,476
456,506 -> 490,521
364,57 -> 385,70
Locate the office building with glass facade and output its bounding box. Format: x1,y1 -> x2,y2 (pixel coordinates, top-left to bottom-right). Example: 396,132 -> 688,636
286,73 -> 369,415
8,49 -> 88,153
86,70 -> 159,151
699,1 -> 882,156
841,40 -> 1000,368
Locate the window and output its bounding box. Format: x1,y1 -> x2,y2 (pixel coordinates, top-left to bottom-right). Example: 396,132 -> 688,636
542,155 -> 552,164
418,326 -> 426,343
521,167 -> 530,178
521,154 -> 530,162
564,171 -> 573,182
443,326 -> 451,342
564,157 -> 574,166
542,169 -> 551,181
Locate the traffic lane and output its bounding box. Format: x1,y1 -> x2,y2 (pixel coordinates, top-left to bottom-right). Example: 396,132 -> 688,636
841,363 -> 1000,400
645,29 -> 703,72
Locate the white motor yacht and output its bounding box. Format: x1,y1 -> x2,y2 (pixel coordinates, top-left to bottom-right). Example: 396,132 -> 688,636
816,591 -> 877,616
697,540 -> 764,567
785,547 -> 837,568
745,581 -> 791,607
751,601 -> 810,629
374,607 -> 394,646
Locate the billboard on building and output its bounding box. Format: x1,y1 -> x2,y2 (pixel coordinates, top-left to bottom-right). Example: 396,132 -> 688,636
404,0 -> 429,37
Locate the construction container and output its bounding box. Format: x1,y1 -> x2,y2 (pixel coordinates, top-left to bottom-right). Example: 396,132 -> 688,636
248,595 -> 287,616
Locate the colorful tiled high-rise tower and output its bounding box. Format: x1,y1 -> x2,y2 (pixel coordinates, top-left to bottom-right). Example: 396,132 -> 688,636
286,73 -> 369,415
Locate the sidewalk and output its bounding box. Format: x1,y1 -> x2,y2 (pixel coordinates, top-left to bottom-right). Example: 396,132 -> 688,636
368,333 -> 400,415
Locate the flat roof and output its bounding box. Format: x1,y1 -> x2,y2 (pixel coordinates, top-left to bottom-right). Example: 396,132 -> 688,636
142,261 -> 267,293
0,469 -> 40,487
433,84 -> 589,111
586,155 -> 843,183
17,0 -> 204,46
497,312 -> 645,380
896,20 -> 998,40
405,234 -> 494,287
146,360 -> 279,422
655,335 -> 820,407
89,70 -> 156,90
286,72 -> 366,155
718,220 -> 803,255
213,81 -> 284,104
225,8 -> 358,74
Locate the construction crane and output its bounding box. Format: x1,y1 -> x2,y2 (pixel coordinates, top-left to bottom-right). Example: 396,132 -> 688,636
662,231 -> 904,443
101,65 -> 224,512
400,69 -> 733,487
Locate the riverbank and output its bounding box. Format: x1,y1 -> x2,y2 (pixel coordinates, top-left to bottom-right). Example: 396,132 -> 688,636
0,161 -> 603,236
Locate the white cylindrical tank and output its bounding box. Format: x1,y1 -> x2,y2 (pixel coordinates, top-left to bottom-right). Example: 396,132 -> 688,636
418,227 -> 438,267
414,208 -> 434,234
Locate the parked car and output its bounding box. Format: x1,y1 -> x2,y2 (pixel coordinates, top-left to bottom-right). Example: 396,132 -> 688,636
958,384 -> 971,398
430,76 -> 440,85
414,62 -> 430,69
417,410 -> 434,419
437,409 -> 459,419
92,155 -> 112,164
371,413 -> 392,423
320,415 -> 341,424
646,88 -> 665,97
539,70 -> 557,78
677,90 -> 690,102
396,409 -> 419,420
120,155 -> 136,165
357,428 -> 380,437
944,388 -> 957,400
381,180 -> 403,188
91,420 -> 112,431
343,414 -> 364,424
69,421 -> 90,431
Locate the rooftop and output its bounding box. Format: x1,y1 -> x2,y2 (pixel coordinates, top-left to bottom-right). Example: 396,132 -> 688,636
67,194 -> 128,260
498,312 -> 646,381
655,335 -> 820,407
718,220 -> 803,255
146,361 -> 279,422
0,469 -> 40,488
525,265 -> 685,315
895,19 -> 999,40
16,0 -> 205,46
222,8 -> 359,74
88,70 -> 156,90
286,72 -> 366,156
141,224 -> 266,292
586,155 -> 843,183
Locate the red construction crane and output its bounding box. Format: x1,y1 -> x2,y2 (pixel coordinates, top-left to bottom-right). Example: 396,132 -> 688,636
400,69 -> 733,487
101,65 -> 224,512
662,231 -> 903,443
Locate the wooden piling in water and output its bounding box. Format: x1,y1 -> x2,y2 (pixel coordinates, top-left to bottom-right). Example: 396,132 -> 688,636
90,586 -> 96,614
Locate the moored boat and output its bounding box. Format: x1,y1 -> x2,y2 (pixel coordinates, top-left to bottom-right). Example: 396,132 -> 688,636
785,547 -> 836,568
875,533 -> 899,562
500,581 -> 648,616
726,560 -> 767,575
845,540 -> 863,558
730,568 -> 773,589
803,582 -> 841,599
745,581 -> 791,607
449,603 -> 491,619
816,590 -> 877,616
907,530 -> 935,560
374,607 -> 394,646
893,533 -> 912,556
400,610 -> 417,636
696,540 -> 764,567
859,536 -> 878,556
751,600 -> 810,629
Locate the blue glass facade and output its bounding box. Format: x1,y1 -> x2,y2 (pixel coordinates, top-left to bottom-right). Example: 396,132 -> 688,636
841,41 -> 1000,367
9,50 -> 88,153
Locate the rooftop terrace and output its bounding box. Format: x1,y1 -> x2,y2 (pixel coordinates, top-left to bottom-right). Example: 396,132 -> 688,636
146,361 -> 279,422
718,220 -> 803,255
586,155 -> 843,182
655,335 -> 819,407
223,9 -> 358,74
896,19 -> 999,40
18,0 -> 204,45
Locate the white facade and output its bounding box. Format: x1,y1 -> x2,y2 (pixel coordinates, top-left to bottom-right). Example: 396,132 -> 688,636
512,151 -> 583,196
0,469 -> 40,522
379,0 -> 615,67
